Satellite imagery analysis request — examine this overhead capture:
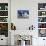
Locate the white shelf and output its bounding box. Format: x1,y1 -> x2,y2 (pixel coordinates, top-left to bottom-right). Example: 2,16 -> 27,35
38,10 -> 46,11
0,10 -> 8,11
0,16 -> 8,17
0,22 -> 8,23
38,22 -> 46,23
38,28 -> 46,29
38,16 -> 46,17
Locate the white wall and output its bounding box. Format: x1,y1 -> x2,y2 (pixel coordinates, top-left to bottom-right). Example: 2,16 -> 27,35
11,0 -> 38,30
11,0 -> 38,45
1,0 -> 46,46
11,0 -> 46,46
11,0 -> 46,30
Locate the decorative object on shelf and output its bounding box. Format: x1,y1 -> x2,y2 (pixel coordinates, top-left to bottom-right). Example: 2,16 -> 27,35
5,6 -> 8,10
0,17 -> 8,22
38,17 -> 46,22
0,11 -> 8,16
0,23 -> 8,37
17,10 -> 29,19
42,12 -> 45,15
38,3 -> 46,10
0,3 -> 8,10
40,8 -> 44,10
11,23 -> 16,30
0,23 -> 8,30
38,29 -> 46,37
38,11 -> 46,16
29,25 -> 35,30
38,23 -> 46,28
38,17 -> 43,22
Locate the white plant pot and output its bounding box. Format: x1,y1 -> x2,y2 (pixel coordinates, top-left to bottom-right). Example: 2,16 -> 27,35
21,40 -> 25,46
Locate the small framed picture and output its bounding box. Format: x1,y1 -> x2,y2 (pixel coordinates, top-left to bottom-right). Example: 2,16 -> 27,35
17,10 -> 29,19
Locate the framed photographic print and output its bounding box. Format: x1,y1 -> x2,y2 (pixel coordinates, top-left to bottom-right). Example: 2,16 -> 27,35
17,10 -> 29,19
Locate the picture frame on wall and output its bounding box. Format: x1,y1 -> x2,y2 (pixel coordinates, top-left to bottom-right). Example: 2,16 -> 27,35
17,10 -> 29,19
